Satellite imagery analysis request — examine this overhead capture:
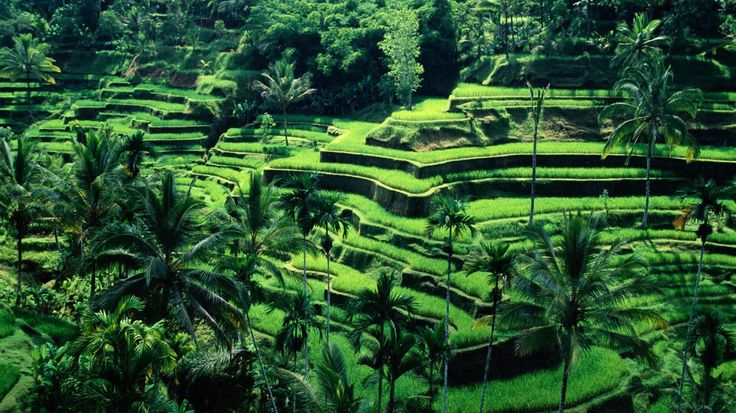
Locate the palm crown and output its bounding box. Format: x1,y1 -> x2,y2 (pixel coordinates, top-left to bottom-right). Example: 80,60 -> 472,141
611,12 -> 670,69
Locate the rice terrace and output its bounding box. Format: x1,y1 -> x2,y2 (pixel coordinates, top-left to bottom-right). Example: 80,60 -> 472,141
0,1 -> 735,412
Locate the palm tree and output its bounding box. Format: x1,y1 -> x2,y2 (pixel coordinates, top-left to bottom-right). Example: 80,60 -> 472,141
610,12 -> 670,70
348,272 -> 415,412
0,135 -> 43,307
66,295 -> 179,411
385,327 -> 422,413
599,59 -> 702,229
252,57 -> 316,146
504,213 -> 663,412
312,193 -> 352,344
426,193 -> 476,413
120,130 -> 156,179
464,241 -> 517,413
674,177 -> 733,412
45,128 -> 123,300
527,82 -> 549,228
0,34 -> 61,115
416,323 -> 446,408
282,342 -> 364,413
93,172 -> 244,345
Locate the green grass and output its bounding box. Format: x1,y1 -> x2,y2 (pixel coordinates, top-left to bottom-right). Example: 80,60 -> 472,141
0,362 -> 20,400
0,311 -> 14,340
14,309 -> 79,344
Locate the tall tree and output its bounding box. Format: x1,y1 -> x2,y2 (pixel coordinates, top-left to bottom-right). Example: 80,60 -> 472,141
416,323 -> 446,408
252,57 -> 316,146
527,82 -> 549,228
348,272 -> 415,413
0,135 -> 43,307
504,213 -> 663,413
0,34 -> 61,115
610,13 -> 670,70
464,241 -> 517,413
384,327 -> 422,413
93,172 -> 244,346
599,60 -> 702,229
119,130 -> 156,179
379,3 -> 424,109
312,193 -> 351,344
426,194 -> 476,413
674,177 -> 733,412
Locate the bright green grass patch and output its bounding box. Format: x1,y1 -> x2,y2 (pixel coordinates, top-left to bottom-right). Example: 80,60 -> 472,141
208,155 -> 263,169
391,97 -> 465,121
0,362 -> 20,400
191,164 -> 248,184
0,311 -> 14,339
446,347 -> 627,412
14,309 -> 78,344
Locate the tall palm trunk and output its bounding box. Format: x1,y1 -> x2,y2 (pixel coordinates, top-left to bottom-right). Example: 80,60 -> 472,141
558,358 -> 570,413
428,358 -> 435,406
283,109 -> 289,146
292,351 -> 298,413
15,236 -> 23,307
378,323 -> 385,413
529,116 -> 539,228
388,377 -> 397,413
478,276 -> 500,413
676,229 -> 708,413
703,365 -> 712,410
247,313 -> 279,413
442,231 -> 453,413
325,230 -> 332,345
301,233 -> 308,374
642,137 -> 654,229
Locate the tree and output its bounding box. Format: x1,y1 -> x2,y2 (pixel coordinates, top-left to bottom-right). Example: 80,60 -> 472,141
464,241 -> 517,413
416,323 -> 446,408
610,13 -> 670,70
0,135 -> 43,307
426,194 -> 476,413
598,60 -> 702,229
384,327 -> 422,413
504,213 -> 663,413
93,172 -> 244,346
0,34 -> 61,115
252,57 -> 316,146
348,272 -> 415,412
379,4 -> 424,109
527,82 -> 549,228
119,130 -> 156,179
674,177 -> 734,412
312,193 -> 351,344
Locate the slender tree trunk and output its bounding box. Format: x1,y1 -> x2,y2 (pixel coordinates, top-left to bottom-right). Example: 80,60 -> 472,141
247,313 -> 279,413
90,261 -> 97,301
15,236 -> 23,307
642,137 -> 654,229
559,359 -> 570,413
428,359 -> 435,407
378,323 -> 385,413
504,12 -> 510,58
292,351 -> 298,413
478,277 -> 500,413
529,117 -> 539,228
388,378 -> 396,413
325,241 -> 332,345
703,365 -> 712,410
676,235 -> 708,413
283,109 -> 289,146
442,232 -> 453,413
301,233 -> 309,374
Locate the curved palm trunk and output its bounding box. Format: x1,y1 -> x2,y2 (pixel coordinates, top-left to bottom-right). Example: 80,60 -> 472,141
676,234 -> 707,413
283,109 -> 289,146
558,358 -> 570,413
642,138 -> 654,229
478,277 -> 500,413
246,313 -> 279,413
442,231 -> 453,413
529,118 -> 539,228
15,237 -> 23,307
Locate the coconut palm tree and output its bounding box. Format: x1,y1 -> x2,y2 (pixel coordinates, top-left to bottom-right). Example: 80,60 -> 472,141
674,178 -> 734,412
464,241 -> 517,413
282,342 -> 364,413
0,135 -> 43,307
120,130 -> 156,179
598,59 -> 702,229
527,82 -> 549,228
426,193 -> 476,413
0,33 -> 61,115
348,272 -> 415,412
610,12 -> 670,70
312,193 -> 352,344
252,57 -> 316,146
416,323 -> 446,408
384,327 -> 422,413
92,172 -> 244,346
504,213 -> 663,413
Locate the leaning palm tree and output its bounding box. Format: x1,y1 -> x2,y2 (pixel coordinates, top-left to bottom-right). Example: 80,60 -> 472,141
426,193 -> 476,413
0,135 -> 43,307
92,172 -> 244,346
527,82 -> 549,228
504,213 -> 663,413
252,57 -> 316,146
120,130 -> 157,179
312,193 -> 352,344
0,34 -> 61,115
347,272 -> 415,412
610,12 -> 670,70
674,177 -> 733,412
464,241 -> 517,413
598,59 -> 702,229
